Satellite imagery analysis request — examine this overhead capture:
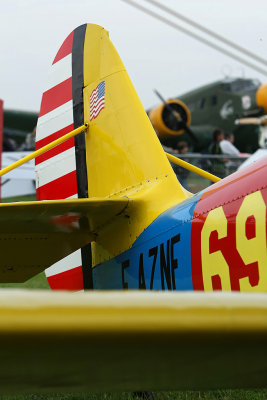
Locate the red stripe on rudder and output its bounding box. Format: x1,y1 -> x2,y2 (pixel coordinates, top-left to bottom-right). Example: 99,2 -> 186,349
35,123 -> 75,165
47,266 -> 84,290
53,31 -> 74,65
35,138 -> 75,165
39,77 -> 72,118
36,170 -> 78,200
35,124 -> 74,150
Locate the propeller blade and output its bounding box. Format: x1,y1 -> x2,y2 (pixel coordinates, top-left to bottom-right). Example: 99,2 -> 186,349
184,125 -> 199,143
154,89 -> 198,143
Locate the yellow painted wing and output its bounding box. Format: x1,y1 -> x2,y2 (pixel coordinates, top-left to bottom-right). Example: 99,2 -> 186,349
0,290 -> 266,392
0,198 -> 128,282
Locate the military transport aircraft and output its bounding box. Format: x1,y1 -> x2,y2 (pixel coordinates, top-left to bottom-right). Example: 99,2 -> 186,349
0,24 -> 266,393
3,108 -> 37,148
4,77 -> 267,154
124,0 -> 267,154
148,77 -> 267,153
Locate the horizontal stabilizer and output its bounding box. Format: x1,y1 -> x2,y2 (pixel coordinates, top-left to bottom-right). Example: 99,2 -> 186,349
0,198 -> 128,282
0,290 -> 266,392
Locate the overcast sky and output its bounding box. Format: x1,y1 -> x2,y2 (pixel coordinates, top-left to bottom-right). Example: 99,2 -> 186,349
1,0 -> 267,112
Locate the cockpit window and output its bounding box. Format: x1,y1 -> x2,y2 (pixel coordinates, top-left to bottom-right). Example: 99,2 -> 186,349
221,79 -> 261,93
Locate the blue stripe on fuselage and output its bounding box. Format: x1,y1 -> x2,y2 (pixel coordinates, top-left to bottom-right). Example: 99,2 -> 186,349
93,192 -> 202,290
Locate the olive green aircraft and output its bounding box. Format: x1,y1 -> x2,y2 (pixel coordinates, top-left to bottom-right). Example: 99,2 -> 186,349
3,77 -> 267,154
3,109 -> 37,149
148,77 -> 267,153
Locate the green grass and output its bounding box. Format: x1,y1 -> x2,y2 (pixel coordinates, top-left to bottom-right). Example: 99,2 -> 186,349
0,271 -> 49,289
1,194 -> 36,203
1,390 -> 267,400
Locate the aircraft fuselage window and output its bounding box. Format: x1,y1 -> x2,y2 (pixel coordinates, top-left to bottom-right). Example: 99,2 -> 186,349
210,95 -> 217,106
198,98 -> 206,109
188,103 -> 195,112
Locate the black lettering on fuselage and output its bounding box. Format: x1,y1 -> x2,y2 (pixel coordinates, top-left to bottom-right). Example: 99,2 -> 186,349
160,240 -> 172,290
121,233 -> 180,290
138,253 -> 146,289
149,246 -> 158,289
122,259 -> 129,289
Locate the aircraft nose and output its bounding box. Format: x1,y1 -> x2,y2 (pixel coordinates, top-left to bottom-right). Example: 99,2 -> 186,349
256,84 -> 267,113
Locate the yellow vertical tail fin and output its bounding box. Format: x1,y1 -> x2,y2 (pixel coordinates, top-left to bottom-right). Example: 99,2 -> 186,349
81,24 -> 190,265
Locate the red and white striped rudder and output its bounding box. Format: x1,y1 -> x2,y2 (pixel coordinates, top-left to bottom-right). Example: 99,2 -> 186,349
35,25 -> 92,291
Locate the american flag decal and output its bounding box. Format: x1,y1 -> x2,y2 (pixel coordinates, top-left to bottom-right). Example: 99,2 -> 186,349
90,81 -> 105,120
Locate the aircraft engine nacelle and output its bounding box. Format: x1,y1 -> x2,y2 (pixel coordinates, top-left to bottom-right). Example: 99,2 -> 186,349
148,99 -> 191,138
256,84 -> 267,113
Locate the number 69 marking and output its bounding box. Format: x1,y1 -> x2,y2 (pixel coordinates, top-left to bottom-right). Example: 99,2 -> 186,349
201,190 -> 267,292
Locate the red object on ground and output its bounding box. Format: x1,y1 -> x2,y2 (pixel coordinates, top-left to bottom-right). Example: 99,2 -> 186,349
0,100 -> 3,200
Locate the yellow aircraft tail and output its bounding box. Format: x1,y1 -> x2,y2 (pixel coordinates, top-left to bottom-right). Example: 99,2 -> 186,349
82,24 -> 189,266
83,24 -> 183,198
24,24 -> 190,286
